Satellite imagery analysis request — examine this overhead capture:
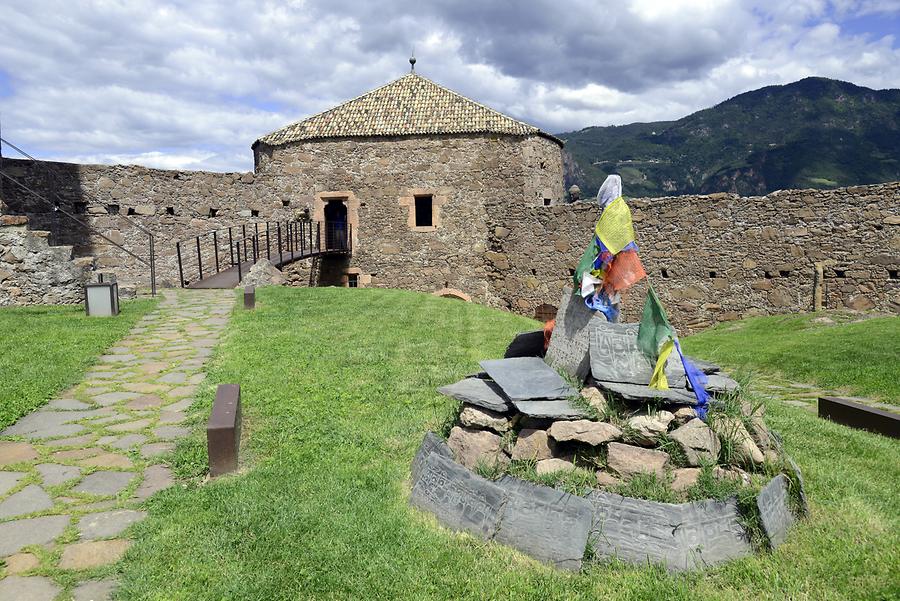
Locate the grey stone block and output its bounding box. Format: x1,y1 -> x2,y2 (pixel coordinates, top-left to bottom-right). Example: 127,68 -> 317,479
74,471 -> 135,496
757,474 -> 795,548
410,452 -> 505,540
596,381 -> 700,405
437,378 -> 512,413
410,432 -> 453,484
706,373 -> 740,395
504,330 -> 545,359
0,514 -> 70,556
589,322 -> 686,388
0,484 -> 53,518
480,357 -> 577,402
0,470 -> 26,495
587,491 -> 752,571
78,509 -> 147,540
545,288 -> 608,382
36,463 -> 81,486
495,476 -> 593,571
0,576 -> 61,601
683,356 -> 721,374
511,399 -> 589,420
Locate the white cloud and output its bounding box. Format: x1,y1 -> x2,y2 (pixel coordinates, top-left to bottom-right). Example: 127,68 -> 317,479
0,0 -> 897,172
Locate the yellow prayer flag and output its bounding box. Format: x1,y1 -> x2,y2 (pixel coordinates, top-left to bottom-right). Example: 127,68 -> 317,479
648,339 -> 675,389
594,196 -> 636,254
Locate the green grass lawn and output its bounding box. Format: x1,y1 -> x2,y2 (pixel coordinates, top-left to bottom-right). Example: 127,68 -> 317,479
0,299 -> 157,430
681,313 -> 900,404
118,288 -> 899,600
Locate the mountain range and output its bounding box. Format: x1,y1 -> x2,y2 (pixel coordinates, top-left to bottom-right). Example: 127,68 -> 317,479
557,77 -> 900,198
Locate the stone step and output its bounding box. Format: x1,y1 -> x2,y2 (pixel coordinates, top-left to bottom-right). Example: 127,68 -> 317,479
0,214 -> 29,227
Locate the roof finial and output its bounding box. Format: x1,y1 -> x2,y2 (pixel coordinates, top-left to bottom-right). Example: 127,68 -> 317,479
409,51 -> 416,72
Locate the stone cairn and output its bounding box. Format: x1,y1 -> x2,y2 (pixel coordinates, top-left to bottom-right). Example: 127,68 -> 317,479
410,289 -> 807,571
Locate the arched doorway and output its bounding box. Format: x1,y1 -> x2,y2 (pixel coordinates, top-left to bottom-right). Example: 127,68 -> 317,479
323,198 -> 348,250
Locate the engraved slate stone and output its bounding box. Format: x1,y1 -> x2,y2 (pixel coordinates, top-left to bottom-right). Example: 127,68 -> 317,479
756,474 -> 795,548
597,381 -> 699,405
589,322 -> 686,388
480,358 -> 577,402
706,373 -> 740,395
504,330 -> 546,359
587,491 -> 752,571
411,432 -> 453,484
495,476 -> 593,571
684,356 -> 721,374
786,456 -> 809,516
545,288 -> 606,382
437,378 -> 512,413
511,399 -> 589,420
410,452 -> 505,540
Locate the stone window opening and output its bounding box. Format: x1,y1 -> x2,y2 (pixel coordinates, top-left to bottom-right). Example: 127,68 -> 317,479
251,209 -> 260,218
779,270 -> 791,277
282,199 -> 291,207
661,268 -> 669,279
208,208 -> 219,217
709,270 -> 717,278
543,198 -> 552,206
889,269 -> 899,280
834,269 -> 846,278
764,271 -> 774,279
106,204 -> 120,215
166,206 -> 175,215
127,207 -> 136,216
348,273 -> 359,288
74,202 -> 87,213
415,195 -> 433,227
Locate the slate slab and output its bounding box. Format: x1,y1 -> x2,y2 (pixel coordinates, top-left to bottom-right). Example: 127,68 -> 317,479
59,539 -> 132,569
683,356 -> 721,374
133,465 -> 173,500
480,357 -> 577,402
706,373 -> 740,395
545,288 -> 607,382
0,514 -> 70,556
0,441 -> 38,466
587,491 -> 752,571
756,474 -> 795,548
72,579 -> 118,601
109,434 -> 148,450
786,457 -> 809,516
410,432 -> 454,484
589,322 -> 686,388
152,425 -> 190,440
596,381 -> 700,405
494,476 -> 593,571
0,484 -> 54,518
78,509 -> 147,540
92,392 -> 141,407
0,576 -> 61,601
0,471 -> 26,495
510,399 -> 589,420
1,409 -> 102,439
74,472 -> 135,496
140,442 -> 174,458
48,399 -> 92,411
437,378 -> 513,414
410,452 -> 506,540
36,463 -> 81,486
503,330 -> 545,359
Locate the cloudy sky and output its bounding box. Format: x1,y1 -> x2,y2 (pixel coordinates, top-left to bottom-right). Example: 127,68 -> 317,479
1,0 -> 899,172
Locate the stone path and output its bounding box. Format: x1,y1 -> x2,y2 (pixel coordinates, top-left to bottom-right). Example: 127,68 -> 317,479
756,375 -> 899,415
0,289 -> 233,600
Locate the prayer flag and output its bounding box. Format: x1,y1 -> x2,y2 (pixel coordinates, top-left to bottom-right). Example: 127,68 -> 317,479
594,196 -> 635,254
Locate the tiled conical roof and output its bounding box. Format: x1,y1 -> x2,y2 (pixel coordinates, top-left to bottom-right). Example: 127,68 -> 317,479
255,73 -> 562,147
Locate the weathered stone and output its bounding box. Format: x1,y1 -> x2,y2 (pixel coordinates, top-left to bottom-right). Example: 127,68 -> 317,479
714,417 -> 764,465
78,509 -> 147,540
587,491 -> 752,570
106,419 -> 152,433
0,441 -> 37,466
625,411 -> 675,446
410,432 -> 454,484
545,288 -> 606,381
597,380 -> 699,404
0,576 -> 61,600
671,467 -> 702,492
71,579 -> 118,601
158,371 -> 187,384
595,471 -> 622,487
535,458 -> 576,475
109,434 -> 148,449
786,457 -> 809,516
713,466 -> 752,486
35,463 -> 81,486
683,356 -> 721,374
133,465 -> 173,500
670,419 -> 721,466
242,259 -> 286,287
494,476 -> 593,571
0,410 -> 101,439
447,426 -> 507,470
607,442 -> 670,479
590,321 -> 686,388
139,442 -> 175,459
4,552 -> 40,574
92,391 -> 141,406
79,453 -> 134,469
548,419 -> 621,446
511,429 -> 555,461
480,357 -> 577,402
0,470 -> 26,495
580,386 -> 608,416
125,395 -> 166,410
458,404 -> 516,433
503,330 -> 545,359
73,471 -> 135,496
673,406 -> 698,424
706,373 -> 740,395
47,398 -> 91,410
510,399 -> 589,420
756,474 -> 795,548
152,425 -> 190,439
59,539 -> 132,570
0,485 -> 54,518
0,515 -> 70,556
409,451 -> 505,540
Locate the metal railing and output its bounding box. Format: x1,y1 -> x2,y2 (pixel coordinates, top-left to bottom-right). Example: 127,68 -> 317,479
175,219 -> 351,287
0,136 -> 156,295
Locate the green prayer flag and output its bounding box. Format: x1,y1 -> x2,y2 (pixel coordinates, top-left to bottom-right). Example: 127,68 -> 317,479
637,286 -> 676,361
573,236 -> 600,289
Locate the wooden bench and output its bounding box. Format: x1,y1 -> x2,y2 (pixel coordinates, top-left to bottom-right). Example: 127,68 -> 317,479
207,384 -> 242,476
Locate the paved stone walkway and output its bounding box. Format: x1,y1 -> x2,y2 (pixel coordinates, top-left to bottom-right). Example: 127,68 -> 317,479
0,289 -> 233,600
